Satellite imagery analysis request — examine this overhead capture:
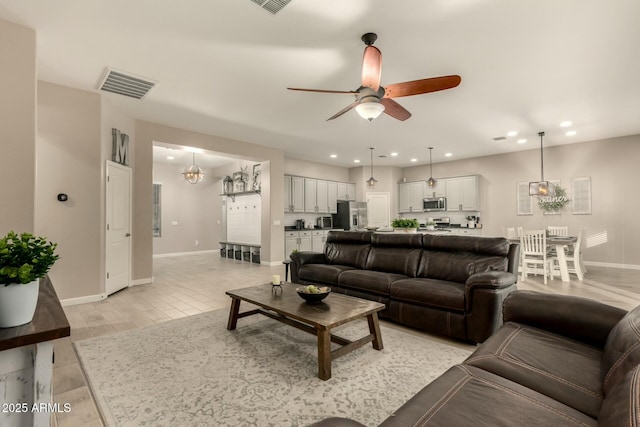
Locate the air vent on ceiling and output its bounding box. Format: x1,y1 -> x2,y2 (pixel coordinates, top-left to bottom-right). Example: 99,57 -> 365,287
493,136 -> 507,141
249,0 -> 291,15
97,68 -> 157,100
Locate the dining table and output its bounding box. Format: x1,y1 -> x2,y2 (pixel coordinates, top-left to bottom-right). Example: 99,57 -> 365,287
509,235 -> 580,283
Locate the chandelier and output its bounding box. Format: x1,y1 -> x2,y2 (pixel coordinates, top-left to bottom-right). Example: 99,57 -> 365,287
182,153 -> 205,184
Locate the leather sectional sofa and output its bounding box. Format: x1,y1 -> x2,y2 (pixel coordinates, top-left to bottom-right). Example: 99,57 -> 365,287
311,291 -> 639,427
290,231 -> 520,343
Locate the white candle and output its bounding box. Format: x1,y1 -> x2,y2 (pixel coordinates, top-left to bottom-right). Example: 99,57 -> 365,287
272,274 -> 280,285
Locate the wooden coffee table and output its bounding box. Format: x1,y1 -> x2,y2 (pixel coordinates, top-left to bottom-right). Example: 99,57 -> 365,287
226,283 -> 385,380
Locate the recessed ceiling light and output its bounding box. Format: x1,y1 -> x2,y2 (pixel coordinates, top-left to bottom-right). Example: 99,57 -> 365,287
390,152 -> 398,157
566,130 -> 577,136
445,153 -> 452,157
410,158 -> 417,162
354,159 -> 360,163
330,154 -> 337,158
517,139 -> 527,144
507,131 -> 518,137
560,121 -> 572,128
166,156 -> 175,160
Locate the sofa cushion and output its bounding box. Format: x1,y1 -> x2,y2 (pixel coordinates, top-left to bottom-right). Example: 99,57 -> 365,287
598,364 -> 640,427
325,231 -> 372,269
601,304 -> 640,395
379,364 -> 596,427
366,233 -> 422,277
337,270 -> 408,296
423,234 -> 511,256
297,264 -> 355,286
464,322 -> 604,418
390,278 -> 465,312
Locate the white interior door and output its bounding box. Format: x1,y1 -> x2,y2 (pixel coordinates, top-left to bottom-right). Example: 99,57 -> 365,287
106,161 -> 132,295
366,192 -> 390,228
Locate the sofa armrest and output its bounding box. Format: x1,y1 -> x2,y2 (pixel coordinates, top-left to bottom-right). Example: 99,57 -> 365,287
289,251 -> 327,283
465,271 -> 517,292
503,290 -> 627,348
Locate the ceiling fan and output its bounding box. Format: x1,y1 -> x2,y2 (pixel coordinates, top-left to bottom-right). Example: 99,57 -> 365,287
288,33 -> 461,122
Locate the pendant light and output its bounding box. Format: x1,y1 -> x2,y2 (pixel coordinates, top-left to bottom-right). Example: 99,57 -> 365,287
427,147 -> 437,188
529,131 -> 554,196
366,147 -> 378,189
182,153 -> 205,184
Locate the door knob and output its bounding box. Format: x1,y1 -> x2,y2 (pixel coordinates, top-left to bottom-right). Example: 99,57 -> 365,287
125,233 -> 131,237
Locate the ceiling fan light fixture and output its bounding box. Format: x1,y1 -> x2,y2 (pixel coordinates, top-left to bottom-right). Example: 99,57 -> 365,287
355,100 -> 385,121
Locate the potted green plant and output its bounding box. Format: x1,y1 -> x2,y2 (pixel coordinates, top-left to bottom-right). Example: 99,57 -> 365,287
391,218 -> 419,233
0,231 -> 60,328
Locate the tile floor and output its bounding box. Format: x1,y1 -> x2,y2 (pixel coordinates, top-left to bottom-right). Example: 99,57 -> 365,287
51,253 -> 640,426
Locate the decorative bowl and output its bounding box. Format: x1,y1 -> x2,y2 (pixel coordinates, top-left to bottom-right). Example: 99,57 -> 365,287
296,286 -> 331,303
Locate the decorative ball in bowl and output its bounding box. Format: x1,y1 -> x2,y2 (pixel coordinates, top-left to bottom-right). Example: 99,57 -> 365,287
296,285 -> 331,303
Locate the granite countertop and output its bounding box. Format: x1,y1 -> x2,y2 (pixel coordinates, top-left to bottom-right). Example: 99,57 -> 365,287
284,226 -> 342,231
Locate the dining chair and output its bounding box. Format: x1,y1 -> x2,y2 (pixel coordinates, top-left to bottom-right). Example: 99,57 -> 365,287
547,225 -> 569,236
520,229 -> 552,285
517,226 -> 523,237
549,227 -> 586,281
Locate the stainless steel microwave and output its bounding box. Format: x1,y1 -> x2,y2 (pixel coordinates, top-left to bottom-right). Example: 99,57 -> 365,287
423,197 -> 447,212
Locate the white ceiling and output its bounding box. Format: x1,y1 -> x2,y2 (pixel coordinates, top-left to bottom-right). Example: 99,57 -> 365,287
2,0 -> 639,167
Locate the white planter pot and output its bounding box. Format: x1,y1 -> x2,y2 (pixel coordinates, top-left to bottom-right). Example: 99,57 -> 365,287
394,228 -> 418,234
0,279 -> 40,328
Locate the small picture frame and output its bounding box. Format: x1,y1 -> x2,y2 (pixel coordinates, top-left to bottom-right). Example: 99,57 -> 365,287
252,164 -> 261,191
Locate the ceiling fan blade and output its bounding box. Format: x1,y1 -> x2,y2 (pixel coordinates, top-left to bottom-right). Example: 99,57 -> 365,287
361,45 -> 382,91
287,87 -> 357,94
380,98 -> 411,121
383,75 -> 462,98
327,100 -> 360,121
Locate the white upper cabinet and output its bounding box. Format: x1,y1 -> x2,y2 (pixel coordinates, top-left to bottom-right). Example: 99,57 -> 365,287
284,176 -> 304,213
425,179 -> 446,198
327,181 -> 338,213
316,179 -> 328,213
337,182 -> 356,201
398,181 -> 426,213
446,175 -> 479,211
304,178 -> 317,213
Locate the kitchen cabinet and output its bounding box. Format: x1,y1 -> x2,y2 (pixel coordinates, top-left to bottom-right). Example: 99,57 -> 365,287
304,178 -> 329,213
327,181 -> 338,214
337,182 -> 356,201
398,181 -> 426,213
425,179 -> 446,198
446,175 -> 479,211
284,175 -> 304,213
285,230 -> 312,258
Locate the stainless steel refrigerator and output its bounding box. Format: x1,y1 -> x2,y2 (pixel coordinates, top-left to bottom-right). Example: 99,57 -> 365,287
332,201 -> 368,231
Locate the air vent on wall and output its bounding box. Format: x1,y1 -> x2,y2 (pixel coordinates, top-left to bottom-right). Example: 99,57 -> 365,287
97,68 -> 157,100
493,136 -> 507,141
249,0 -> 291,15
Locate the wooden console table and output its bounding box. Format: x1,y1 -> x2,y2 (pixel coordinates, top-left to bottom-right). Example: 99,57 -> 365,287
0,276 -> 70,427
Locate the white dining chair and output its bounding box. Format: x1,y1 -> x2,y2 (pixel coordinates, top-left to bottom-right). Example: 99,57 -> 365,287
517,226 -> 523,237
549,227 -> 586,281
547,225 -> 569,236
520,229 -> 552,285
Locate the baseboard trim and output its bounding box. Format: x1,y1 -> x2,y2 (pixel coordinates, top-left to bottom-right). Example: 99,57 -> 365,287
584,261 -> 640,270
61,293 -> 107,307
153,250 -> 217,258
131,277 -> 154,286
261,260 -> 283,266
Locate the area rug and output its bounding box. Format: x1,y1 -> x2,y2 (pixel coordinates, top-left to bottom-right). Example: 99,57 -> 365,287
75,308 -> 472,427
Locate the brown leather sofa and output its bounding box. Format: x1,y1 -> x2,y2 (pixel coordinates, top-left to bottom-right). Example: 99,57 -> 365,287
290,231 -> 520,343
310,291 -> 640,427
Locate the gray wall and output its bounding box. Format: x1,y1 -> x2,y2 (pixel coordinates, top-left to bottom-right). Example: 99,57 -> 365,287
402,135 -> 640,267
152,161 -> 219,255
0,19 -> 36,234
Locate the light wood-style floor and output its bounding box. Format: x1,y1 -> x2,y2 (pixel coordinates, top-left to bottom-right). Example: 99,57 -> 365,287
51,253 -> 640,427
